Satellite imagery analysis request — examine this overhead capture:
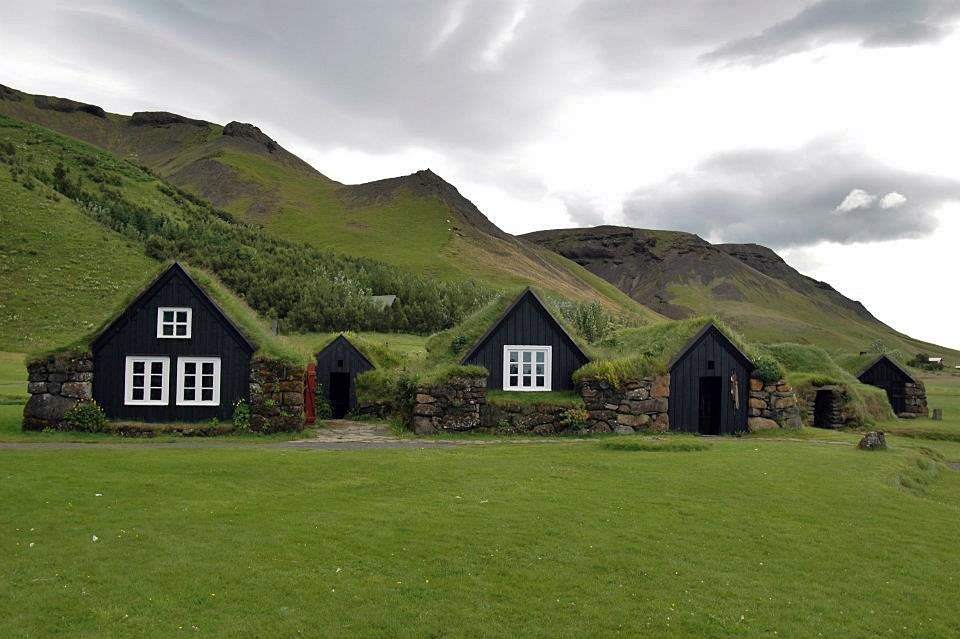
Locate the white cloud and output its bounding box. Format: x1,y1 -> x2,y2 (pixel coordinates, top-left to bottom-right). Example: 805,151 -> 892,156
879,191 -> 907,208
834,188 -> 877,212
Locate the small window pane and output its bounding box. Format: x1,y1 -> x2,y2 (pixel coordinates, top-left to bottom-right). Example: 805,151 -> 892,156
201,389 -> 213,401
509,352 -> 518,362
151,362 -> 164,374
536,352 -> 544,363
522,377 -> 532,387
176,311 -> 187,322
536,376 -> 545,387
184,389 -> 195,401
133,388 -> 144,400
163,311 -> 174,322
162,325 -> 174,336
175,325 -> 187,336
523,363 -> 531,375
509,363 -> 518,375
202,362 -> 214,375
150,388 -> 162,401
536,364 -> 544,375
134,361 -> 145,374
509,376 -> 518,386
523,352 -> 531,362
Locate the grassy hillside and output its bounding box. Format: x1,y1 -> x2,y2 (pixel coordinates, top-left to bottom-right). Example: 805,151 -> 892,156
524,226 -> 960,360
0,86 -> 660,320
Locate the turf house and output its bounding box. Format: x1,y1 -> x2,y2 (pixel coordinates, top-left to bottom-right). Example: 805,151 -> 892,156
668,321 -> 754,435
461,287 -> 590,391
91,262 -> 256,422
314,334 -> 375,418
857,354 -> 929,418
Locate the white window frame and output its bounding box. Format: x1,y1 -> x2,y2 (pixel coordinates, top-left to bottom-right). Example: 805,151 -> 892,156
502,345 -> 552,391
176,357 -> 221,406
124,356 -> 170,405
157,307 -> 192,339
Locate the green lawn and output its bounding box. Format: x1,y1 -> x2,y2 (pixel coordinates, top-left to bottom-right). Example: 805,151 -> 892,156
2,366 -> 960,637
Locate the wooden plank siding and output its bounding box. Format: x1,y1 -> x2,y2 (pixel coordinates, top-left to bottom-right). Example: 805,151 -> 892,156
92,264 -> 254,422
668,324 -> 753,435
462,289 -> 590,391
857,355 -> 915,414
314,335 -> 374,415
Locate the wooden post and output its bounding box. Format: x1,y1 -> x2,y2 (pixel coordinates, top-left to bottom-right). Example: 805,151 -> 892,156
305,363 -> 317,424
932,408 -> 943,421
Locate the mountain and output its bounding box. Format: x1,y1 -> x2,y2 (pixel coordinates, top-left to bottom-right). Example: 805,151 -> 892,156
522,226 -> 953,357
0,84 -> 648,315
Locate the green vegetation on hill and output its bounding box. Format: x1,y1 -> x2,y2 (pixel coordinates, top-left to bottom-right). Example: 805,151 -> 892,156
0,114 -> 491,342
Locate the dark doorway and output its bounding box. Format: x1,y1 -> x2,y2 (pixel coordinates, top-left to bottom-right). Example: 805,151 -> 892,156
329,372 -> 351,418
885,387 -> 906,414
814,389 -> 838,428
698,376 -> 722,435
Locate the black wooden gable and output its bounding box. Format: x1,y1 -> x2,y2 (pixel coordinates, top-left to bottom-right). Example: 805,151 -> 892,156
668,321 -> 754,435
91,262 -> 255,422
315,335 -> 374,418
461,287 -> 590,391
668,321 -> 754,371
92,262 -> 255,354
857,355 -> 916,386
316,335 -> 374,372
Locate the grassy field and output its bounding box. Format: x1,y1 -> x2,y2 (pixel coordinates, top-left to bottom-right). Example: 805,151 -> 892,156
1,379 -> 960,636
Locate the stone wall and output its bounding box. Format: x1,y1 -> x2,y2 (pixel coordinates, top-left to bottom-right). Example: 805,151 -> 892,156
578,376 -> 671,433
747,378 -> 802,431
249,357 -> 305,433
23,352 -> 94,431
900,382 -> 928,418
412,376 -> 487,435
480,401 -> 581,435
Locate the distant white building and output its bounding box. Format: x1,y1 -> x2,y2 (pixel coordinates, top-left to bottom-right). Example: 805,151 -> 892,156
929,357 -> 943,365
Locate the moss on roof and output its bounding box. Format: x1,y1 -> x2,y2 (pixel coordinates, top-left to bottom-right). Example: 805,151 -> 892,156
38,261 -> 307,364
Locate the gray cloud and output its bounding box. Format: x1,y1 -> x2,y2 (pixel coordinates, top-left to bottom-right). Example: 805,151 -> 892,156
617,140 -> 960,247
705,0 -> 960,64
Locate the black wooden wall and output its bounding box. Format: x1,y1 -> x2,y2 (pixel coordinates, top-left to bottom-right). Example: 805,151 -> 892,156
315,336 -> 374,414
463,291 -> 589,391
858,356 -> 912,414
92,266 -> 254,422
668,326 -> 752,435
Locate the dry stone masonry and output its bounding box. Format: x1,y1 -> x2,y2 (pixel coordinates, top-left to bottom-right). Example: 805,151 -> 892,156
248,357 -> 305,433
412,376 -> 487,434
480,401 -> 580,435
899,381 -> 928,418
578,376 -> 671,433
23,352 -> 94,430
747,377 -> 802,431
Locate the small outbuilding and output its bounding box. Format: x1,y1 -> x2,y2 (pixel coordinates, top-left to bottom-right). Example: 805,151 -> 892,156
314,335 -> 374,418
668,321 -> 753,435
462,287 -> 590,391
92,262 -> 256,422
857,354 -> 928,417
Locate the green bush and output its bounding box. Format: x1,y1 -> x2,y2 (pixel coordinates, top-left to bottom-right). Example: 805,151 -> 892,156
232,399 -> 251,431
752,354 -> 785,383
559,407 -> 589,430
61,400 -> 107,432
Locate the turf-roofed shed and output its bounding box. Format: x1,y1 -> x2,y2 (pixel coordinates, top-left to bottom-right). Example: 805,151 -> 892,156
461,287 -> 590,391
857,354 -> 928,417
91,262 -> 256,422
315,335 -> 374,418
669,321 -> 754,435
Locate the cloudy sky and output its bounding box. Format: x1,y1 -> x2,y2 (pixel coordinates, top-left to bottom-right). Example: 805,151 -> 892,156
2,0 -> 959,349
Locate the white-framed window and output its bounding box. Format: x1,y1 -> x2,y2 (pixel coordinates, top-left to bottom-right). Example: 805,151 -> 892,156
176,357 -> 221,405
157,307 -> 192,339
502,345 -> 552,391
124,356 -> 170,405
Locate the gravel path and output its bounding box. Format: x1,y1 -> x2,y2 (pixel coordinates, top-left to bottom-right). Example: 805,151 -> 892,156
0,420 -> 460,450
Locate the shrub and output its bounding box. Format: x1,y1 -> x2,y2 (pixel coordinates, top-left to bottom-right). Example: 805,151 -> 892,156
559,407 -> 589,430
314,394 -> 332,420
61,400 -> 107,432
752,354 -> 785,383
232,399 -> 251,431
